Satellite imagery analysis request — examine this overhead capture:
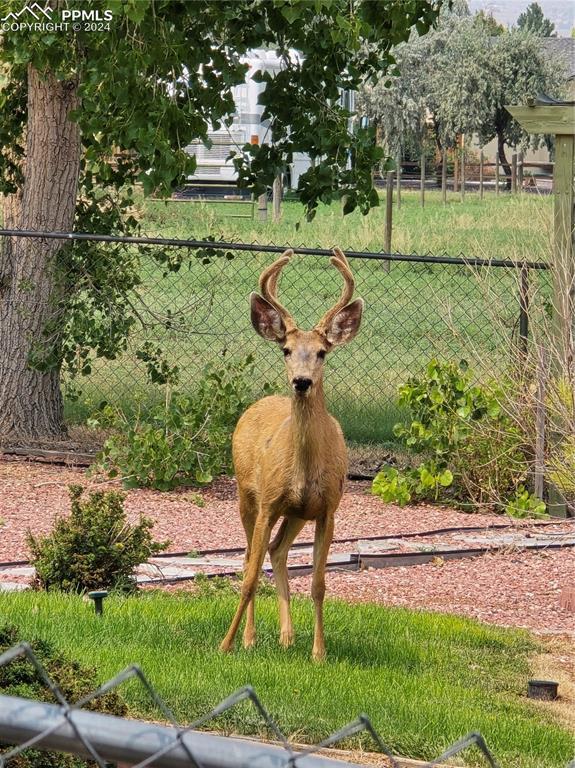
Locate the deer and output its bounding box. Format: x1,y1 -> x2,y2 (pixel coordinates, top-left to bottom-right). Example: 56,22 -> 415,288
219,247 -> 363,661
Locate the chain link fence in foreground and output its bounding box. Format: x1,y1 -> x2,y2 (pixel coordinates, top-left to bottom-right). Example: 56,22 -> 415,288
0,641 -> 501,768
0,230 -> 551,443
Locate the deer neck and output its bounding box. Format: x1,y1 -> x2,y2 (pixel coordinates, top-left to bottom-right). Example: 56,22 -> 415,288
290,380 -> 328,488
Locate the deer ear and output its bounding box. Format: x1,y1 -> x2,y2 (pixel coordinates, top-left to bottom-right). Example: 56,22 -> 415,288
250,292 -> 286,342
325,298 -> 364,346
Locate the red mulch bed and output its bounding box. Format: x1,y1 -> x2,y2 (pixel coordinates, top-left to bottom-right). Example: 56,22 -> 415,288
1,457 -> 573,635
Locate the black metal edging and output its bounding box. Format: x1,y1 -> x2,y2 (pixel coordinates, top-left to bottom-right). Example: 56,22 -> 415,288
151,518 -> 574,559
2,519 -> 571,570
0,229 -> 550,270
137,540 -> 575,585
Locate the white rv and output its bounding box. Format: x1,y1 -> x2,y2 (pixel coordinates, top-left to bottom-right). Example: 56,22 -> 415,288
184,49 -> 354,191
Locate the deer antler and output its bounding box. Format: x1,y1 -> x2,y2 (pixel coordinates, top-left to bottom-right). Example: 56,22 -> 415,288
259,250 -> 296,332
315,247 -> 355,335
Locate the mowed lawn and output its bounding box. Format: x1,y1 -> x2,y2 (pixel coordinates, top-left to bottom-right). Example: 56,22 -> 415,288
0,589 -> 572,767
65,191 -> 553,444
141,188 -> 552,261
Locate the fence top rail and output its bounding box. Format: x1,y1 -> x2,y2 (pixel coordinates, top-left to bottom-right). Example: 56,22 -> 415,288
0,693 -> 364,768
0,228 -> 550,270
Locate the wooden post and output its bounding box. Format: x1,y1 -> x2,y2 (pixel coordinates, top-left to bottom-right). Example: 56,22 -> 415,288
420,151 -> 425,208
534,344 -> 548,502
453,148 -> 459,193
460,146 -> 465,202
518,151 -> 524,192
384,170 -> 393,260
479,150 -> 484,199
395,152 -> 401,209
495,154 -> 500,196
505,102 -> 575,517
272,174 -> 282,221
257,191 -> 268,221
511,152 -> 517,194
441,148 -> 447,204
553,133 -> 575,376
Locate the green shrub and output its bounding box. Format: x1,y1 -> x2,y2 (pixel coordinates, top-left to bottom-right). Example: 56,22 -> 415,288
372,359 -> 546,516
0,623 -> 126,768
91,354 -> 268,490
27,485 -> 168,593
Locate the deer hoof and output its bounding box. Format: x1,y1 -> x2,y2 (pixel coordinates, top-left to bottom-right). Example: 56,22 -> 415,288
219,639 -> 233,653
312,646 -> 326,662
279,629 -> 294,648
243,633 -> 256,649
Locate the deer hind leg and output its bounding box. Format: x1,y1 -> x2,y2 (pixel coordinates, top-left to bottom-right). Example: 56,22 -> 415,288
239,490 -> 257,648
220,506 -> 278,654
311,513 -> 335,662
269,516 -> 306,648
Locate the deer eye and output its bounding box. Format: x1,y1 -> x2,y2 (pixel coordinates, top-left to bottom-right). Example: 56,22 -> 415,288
282,348 -> 291,357
317,350 -> 326,359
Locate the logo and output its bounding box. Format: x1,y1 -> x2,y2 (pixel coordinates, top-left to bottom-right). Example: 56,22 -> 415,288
1,3 -> 113,32
1,3 -> 52,21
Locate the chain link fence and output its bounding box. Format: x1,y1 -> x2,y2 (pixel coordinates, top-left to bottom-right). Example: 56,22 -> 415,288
0,641 -> 501,768
0,230 -> 551,444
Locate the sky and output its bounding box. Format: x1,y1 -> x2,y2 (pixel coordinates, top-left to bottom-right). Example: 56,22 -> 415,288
468,0 -> 575,36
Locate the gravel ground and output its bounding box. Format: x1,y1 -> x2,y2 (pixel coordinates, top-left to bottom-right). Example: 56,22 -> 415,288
1,457 -> 573,635
290,548 -> 575,636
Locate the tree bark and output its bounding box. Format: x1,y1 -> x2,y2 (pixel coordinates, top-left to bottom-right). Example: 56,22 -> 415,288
497,132 -> 512,190
0,65 -> 81,442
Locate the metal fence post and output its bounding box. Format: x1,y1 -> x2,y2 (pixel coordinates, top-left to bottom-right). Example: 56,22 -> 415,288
479,150 -> 484,200
519,264 -> 529,357
384,171 -> 393,271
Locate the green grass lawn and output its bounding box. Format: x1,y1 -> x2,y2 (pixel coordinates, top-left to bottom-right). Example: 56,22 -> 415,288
0,589 -> 571,767
141,189 -> 553,262
64,191 -> 553,445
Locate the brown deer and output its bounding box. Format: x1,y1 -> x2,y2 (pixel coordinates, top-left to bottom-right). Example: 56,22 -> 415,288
220,247 -> 363,661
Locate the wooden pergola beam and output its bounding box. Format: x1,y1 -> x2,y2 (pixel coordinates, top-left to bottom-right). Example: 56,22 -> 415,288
505,105 -> 575,136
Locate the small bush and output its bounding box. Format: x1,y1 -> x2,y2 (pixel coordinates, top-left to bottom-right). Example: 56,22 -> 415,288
27,485 -> 168,593
91,353 -> 269,490
0,623 -> 126,768
372,359 -> 546,516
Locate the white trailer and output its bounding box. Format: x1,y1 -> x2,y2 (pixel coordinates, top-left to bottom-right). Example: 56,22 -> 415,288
184,49 -> 354,191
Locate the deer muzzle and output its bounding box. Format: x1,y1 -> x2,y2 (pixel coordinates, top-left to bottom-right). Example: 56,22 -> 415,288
292,377 -> 313,394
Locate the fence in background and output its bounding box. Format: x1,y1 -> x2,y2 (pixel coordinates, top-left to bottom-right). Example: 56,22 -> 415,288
0,641 -> 501,768
380,153 -> 554,207
0,229 -> 551,443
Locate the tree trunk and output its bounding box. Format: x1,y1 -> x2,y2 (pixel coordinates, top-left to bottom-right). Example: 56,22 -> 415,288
0,65 -> 80,442
497,132 -> 512,190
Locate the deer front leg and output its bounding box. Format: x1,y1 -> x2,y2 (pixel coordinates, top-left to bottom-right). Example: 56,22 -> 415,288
220,508 -> 277,653
311,513 -> 334,662
269,516 -> 306,647
239,491 -> 257,648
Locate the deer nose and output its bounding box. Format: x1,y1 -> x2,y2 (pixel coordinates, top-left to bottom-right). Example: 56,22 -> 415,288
293,377 -> 312,393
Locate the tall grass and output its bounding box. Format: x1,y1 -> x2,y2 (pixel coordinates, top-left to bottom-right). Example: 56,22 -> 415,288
0,590 -> 571,767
